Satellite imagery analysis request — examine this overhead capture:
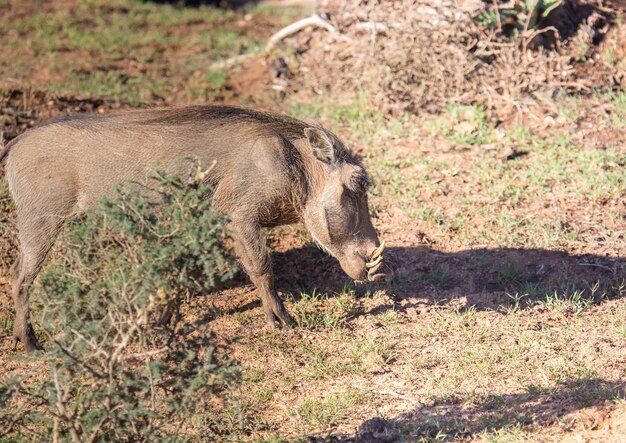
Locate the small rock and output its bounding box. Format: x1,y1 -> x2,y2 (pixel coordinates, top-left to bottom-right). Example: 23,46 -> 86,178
453,121 -> 476,134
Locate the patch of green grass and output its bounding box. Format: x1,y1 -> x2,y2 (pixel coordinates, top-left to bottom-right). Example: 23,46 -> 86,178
374,308 -> 401,329
507,278 -> 619,314
253,386 -> 276,403
410,416 -> 465,442
298,343 -> 363,379
430,104 -> 497,146
290,91 -> 378,124
206,69 -> 229,88
291,290 -> 347,330
541,288 -> 595,314
252,437 -> 289,443
371,155 -> 421,198
492,263 -> 526,290
388,120 -> 623,249
290,92 -> 410,147
48,70 -> 144,105
0,312 -> 12,336
417,264 -> 455,289
299,390 -> 363,428
210,30 -> 259,58
408,206 -> 445,223
607,90 -> 626,125
18,2 -> 227,55
350,335 -> 400,368
332,287 -> 360,317
504,292 -> 530,313
187,69 -> 230,100
244,368 -> 265,384
1,0 -> 268,102
479,423 -> 530,443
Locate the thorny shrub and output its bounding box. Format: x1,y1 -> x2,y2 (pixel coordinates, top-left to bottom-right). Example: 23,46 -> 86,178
0,169 -> 239,442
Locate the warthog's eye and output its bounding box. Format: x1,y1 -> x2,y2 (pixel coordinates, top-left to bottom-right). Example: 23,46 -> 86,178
342,185 -> 357,200
347,169 -> 369,195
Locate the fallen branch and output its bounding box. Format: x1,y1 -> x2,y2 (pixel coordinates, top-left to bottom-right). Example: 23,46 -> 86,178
209,14 -> 337,71
267,14 -> 336,51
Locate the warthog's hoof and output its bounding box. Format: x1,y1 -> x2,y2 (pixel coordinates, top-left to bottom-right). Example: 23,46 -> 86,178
265,310 -> 296,329
263,299 -> 296,329
12,324 -> 44,354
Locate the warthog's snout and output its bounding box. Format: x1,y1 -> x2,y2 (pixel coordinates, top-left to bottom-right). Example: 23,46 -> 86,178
338,241 -> 390,283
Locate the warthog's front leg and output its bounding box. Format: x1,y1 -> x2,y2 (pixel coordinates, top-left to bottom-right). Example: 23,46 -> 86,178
230,220 -> 295,328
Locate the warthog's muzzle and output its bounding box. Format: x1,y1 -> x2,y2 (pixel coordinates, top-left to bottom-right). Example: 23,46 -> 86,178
366,240 -> 388,282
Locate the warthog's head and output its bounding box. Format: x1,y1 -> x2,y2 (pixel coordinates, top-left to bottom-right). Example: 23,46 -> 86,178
302,127 -> 389,283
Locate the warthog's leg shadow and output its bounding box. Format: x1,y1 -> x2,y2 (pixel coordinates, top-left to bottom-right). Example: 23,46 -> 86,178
230,218 -> 295,328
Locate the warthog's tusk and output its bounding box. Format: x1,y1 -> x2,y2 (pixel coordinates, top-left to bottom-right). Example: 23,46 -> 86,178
371,240 -> 386,261
366,254 -> 384,269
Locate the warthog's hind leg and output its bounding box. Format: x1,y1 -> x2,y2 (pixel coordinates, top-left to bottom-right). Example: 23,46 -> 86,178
11,211 -> 66,353
230,219 -> 295,328
11,250 -> 44,353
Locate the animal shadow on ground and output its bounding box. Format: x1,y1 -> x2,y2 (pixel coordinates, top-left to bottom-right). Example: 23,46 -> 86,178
323,377 -> 625,442
269,244 -> 625,314
259,240 -> 626,441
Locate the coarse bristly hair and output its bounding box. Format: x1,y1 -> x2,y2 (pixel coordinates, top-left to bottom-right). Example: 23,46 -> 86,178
139,105 -> 360,162
141,105 -> 311,140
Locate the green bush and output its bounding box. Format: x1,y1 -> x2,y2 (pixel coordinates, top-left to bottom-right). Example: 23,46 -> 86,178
0,168 -> 239,442
477,0 -> 562,32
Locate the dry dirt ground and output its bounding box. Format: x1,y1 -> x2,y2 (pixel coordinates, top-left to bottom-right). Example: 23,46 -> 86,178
0,1 -> 625,442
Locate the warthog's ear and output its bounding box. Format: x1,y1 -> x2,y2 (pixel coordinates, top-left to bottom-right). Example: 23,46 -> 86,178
305,127 -> 335,164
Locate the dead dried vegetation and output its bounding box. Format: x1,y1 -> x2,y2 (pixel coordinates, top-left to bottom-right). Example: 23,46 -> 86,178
271,0 -> 620,121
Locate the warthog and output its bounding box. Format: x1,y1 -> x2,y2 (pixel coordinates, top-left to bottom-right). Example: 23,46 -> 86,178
0,105 -> 388,352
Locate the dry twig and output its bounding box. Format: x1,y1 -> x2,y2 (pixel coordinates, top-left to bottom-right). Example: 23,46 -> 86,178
267,14 -> 336,51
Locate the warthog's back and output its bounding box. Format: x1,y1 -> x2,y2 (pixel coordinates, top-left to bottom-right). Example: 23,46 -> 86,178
5,106 -> 312,214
